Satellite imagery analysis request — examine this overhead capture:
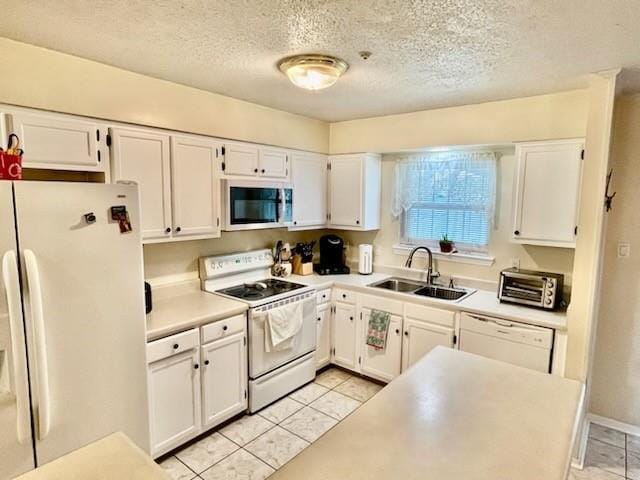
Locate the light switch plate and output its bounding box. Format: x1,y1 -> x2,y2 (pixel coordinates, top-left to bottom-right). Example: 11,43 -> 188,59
617,242 -> 631,258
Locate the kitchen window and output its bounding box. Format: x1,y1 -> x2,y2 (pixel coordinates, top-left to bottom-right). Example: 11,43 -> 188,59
392,150 -> 497,253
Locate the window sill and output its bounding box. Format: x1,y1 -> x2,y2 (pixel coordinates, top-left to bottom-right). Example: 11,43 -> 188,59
392,244 -> 495,266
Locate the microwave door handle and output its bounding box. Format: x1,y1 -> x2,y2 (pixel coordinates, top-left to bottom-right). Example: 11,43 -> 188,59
24,249 -> 51,440
2,251 -> 31,444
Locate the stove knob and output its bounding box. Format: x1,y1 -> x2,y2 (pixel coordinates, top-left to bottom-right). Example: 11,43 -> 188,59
545,298 -> 553,305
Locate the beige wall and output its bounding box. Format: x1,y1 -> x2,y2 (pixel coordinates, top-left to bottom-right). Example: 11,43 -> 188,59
0,38 -> 329,153
337,153 -> 575,287
589,94 -> 640,427
329,90 -> 589,154
564,72 -> 618,383
143,229 -> 322,283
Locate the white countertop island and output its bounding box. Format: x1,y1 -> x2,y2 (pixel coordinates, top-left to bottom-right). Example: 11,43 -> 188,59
270,347 -> 583,480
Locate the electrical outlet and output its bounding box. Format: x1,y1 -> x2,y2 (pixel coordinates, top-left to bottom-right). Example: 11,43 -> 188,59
617,242 -> 631,258
511,258 -> 520,269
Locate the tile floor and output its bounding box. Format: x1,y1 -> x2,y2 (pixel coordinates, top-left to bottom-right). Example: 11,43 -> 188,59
570,423 -> 640,480
158,368 -> 382,480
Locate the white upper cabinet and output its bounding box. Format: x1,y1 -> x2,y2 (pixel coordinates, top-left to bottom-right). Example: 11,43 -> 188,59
512,139 -> 584,248
110,127 -> 172,241
328,153 -> 381,230
223,141 -> 259,177
171,135 -> 222,239
259,148 -> 289,178
3,110 -> 106,172
221,141 -> 290,180
291,152 -> 327,228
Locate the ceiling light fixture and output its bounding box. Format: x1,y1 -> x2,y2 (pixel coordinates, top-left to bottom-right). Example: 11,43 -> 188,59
278,54 -> 349,91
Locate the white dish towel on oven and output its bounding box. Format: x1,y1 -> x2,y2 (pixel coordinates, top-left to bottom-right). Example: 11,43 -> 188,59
265,302 -> 303,352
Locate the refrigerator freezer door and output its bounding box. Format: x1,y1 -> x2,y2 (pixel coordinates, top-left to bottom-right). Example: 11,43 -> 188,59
13,181 -> 150,466
0,180 -> 35,479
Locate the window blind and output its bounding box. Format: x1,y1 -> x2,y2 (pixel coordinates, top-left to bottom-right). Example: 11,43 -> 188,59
393,151 -> 497,251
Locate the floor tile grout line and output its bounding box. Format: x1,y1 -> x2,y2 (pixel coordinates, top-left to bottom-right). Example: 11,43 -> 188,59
589,432 -> 628,451
173,455 -> 198,477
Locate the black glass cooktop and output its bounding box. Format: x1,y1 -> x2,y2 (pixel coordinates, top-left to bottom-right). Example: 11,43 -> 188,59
217,278 -> 306,301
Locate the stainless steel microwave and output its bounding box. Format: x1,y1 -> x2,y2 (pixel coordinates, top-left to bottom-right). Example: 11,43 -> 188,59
222,180 -> 293,231
498,268 -> 564,310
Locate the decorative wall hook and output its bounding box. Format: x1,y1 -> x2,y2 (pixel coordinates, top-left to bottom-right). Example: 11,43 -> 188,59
604,169 -> 616,212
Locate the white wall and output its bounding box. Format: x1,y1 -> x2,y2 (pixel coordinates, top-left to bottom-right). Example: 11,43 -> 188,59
336,153 -> 576,287
589,94 -> 640,427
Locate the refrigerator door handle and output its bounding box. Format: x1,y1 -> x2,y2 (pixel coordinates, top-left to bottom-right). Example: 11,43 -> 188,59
2,250 -> 31,444
24,249 -> 51,440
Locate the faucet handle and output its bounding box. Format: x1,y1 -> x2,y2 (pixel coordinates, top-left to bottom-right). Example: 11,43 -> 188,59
448,276 -> 456,288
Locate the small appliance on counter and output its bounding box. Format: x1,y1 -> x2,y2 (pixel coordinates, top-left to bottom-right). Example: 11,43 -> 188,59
498,268 -> 564,310
358,244 -> 373,275
314,234 -> 350,275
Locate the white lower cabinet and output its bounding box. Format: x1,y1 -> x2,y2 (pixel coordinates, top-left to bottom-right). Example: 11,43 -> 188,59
201,331 -> 247,429
315,303 -> 331,369
332,302 -> 357,370
147,316 -> 247,458
401,304 -> 456,371
324,288 -> 456,383
401,318 -> 454,371
360,310 -> 402,382
148,343 -> 201,457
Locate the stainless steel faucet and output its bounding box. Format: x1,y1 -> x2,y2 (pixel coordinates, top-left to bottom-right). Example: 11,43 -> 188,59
404,246 -> 439,285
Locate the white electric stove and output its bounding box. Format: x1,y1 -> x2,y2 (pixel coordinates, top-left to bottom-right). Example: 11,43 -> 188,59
199,249 -> 317,412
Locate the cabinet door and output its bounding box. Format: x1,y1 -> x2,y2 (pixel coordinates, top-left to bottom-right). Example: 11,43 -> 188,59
223,142 -> 259,177
513,140 -> 583,247
110,128 -> 172,241
259,148 -> 288,178
360,311 -> 402,382
201,332 -> 247,429
7,110 -> 104,171
329,156 -> 362,227
315,303 -> 331,369
401,318 -> 454,371
291,153 -> 327,227
332,303 -> 357,370
171,135 -> 221,239
148,349 -> 201,457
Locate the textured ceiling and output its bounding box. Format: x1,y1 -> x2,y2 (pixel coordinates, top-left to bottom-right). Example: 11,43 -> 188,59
2,1 -> 640,121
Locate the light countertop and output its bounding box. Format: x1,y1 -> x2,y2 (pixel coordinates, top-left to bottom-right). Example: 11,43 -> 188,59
270,347 -> 584,480
289,272 -> 568,330
15,432 -> 168,480
146,282 -> 247,341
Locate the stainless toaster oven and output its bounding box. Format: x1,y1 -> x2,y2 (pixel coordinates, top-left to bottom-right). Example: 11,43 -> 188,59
498,268 -> 564,310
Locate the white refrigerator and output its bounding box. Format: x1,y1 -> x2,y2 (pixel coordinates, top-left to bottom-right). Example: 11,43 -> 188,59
0,180 -> 149,479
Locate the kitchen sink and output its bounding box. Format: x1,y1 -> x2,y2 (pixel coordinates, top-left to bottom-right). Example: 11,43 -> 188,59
413,285 -> 473,301
368,277 -> 424,293
368,277 -> 475,302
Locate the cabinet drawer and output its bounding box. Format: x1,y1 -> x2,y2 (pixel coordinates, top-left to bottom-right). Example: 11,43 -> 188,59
316,288 -> 331,305
404,303 -> 456,328
201,314 -> 246,344
334,288 -> 356,304
147,328 -> 199,364
360,294 -> 403,316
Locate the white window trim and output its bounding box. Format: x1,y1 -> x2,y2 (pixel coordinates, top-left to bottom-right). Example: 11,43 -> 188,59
392,243 -> 495,266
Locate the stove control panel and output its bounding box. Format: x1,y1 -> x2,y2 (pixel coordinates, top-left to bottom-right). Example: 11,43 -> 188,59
199,249 -> 274,279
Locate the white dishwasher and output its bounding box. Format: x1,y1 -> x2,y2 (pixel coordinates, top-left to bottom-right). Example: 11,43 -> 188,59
459,312 -> 554,373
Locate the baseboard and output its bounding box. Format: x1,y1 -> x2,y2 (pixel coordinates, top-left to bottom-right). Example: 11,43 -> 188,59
588,413 -> 640,437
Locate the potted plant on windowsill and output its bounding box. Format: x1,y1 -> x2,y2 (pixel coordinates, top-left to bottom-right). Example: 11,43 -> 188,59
439,234 -> 455,253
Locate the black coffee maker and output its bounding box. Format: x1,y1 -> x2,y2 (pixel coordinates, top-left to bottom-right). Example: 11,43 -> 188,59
314,234 -> 350,275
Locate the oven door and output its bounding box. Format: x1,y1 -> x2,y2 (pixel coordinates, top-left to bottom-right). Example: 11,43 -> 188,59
248,293 -> 316,379
499,273 -> 545,307
223,181 -> 292,231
